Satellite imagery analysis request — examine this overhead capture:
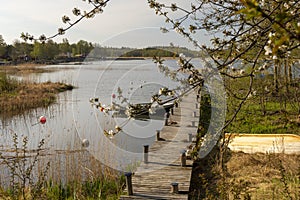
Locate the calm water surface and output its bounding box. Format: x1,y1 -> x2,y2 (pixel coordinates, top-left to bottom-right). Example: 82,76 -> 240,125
0,59 -> 182,174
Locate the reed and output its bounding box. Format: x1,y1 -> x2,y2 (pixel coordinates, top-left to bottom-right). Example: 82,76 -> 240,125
0,131 -> 125,199
0,72 -> 74,118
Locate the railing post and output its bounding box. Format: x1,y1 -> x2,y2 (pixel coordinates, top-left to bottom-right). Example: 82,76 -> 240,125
171,182 -> 179,194
143,145 -> 149,164
188,133 -> 193,143
125,172 -> 133,195
191,121 -> 196,127
192,111 -> 197,117
181,151 -> 186,167
156,130 -> 160,141
164,112 -> 170,126
175,101 -> 178,108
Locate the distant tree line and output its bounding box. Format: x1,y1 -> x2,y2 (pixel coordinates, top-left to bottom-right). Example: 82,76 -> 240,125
0,35 -> 94,64
120,46 -> 199,58
0,34 -> 200,64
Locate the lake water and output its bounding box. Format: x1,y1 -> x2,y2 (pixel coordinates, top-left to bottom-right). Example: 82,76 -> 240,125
0,59 -> 185,178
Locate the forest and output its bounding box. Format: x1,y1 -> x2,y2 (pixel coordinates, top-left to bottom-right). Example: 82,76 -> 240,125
0,35 -> 199,65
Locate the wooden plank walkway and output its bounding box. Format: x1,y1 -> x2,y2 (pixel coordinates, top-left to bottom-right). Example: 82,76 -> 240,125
120,91 -> 199,200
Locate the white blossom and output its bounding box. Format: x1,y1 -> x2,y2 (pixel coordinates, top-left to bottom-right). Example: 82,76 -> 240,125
284,3 -> 290,9
179,53 -> 186,58
175,27 -> 181,33
264,46 -> 272,55
268,32 -> 273,38
108,130 -> 114,136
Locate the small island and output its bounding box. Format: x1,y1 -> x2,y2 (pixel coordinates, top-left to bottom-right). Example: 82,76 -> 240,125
0,70 -> 74,117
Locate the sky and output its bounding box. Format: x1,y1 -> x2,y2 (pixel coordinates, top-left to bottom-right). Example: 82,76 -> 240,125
0,0 -> 211,49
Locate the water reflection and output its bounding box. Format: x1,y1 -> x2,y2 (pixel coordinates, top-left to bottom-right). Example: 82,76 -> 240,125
0,59 -> 181,182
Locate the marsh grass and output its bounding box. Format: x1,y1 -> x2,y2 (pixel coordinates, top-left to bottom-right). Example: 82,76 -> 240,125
0,72 -> 74,118
0,131 -> 125,199
0,131 -> 50,199
0,63 -> 54,75
0,73 -> 19,94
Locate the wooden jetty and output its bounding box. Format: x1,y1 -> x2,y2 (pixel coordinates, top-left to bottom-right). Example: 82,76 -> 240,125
120,91 -> 199,200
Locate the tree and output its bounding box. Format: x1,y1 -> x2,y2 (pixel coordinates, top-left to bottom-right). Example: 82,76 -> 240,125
45,39 -> 59,60
74,40 -> 93,56
0,35 -> 7,59
58,38 -> 71,56
147,0 -> 300,127
19,0 -> 299,94
148,0 -> 299,87
31,40 -> 59,61
10,40 -> 33,62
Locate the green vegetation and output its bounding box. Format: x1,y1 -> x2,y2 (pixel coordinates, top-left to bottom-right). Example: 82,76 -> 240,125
0,72 -> 19,93
120,46 -> 199,58
0,34 -> 200,65
0,37 -> 94,64
225,74 -> 300,134
0,176 -> 124,200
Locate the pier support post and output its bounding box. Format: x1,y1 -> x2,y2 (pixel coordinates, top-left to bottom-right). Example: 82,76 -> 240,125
175,101 -> 178,108
188,133 -> 193,143
164,112 -> 170,126
191,121 -> 196,127
156,130 -> 160,141
192,111 -> 197,117
143,145 -> 149,164
125,172 -> 133,195
171,182 -> 179,194
181,151 -> 187,167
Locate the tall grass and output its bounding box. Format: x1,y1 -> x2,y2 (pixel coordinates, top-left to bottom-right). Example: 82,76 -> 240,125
0,72 -> 74,118
0,72 -> 19,94
0,131 -> 125,199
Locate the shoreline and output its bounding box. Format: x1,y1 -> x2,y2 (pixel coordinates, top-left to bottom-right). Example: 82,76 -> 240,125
0,76 -> 74,119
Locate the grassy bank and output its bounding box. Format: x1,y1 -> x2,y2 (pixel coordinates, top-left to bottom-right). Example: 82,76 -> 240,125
0,131 -> 125,200
225,75 -> 300,134
0,63 -> 55,75
0,72 -> 74,117
0,177 -> 124,200
189,150 -> 300,199
189,75 -> 300,199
